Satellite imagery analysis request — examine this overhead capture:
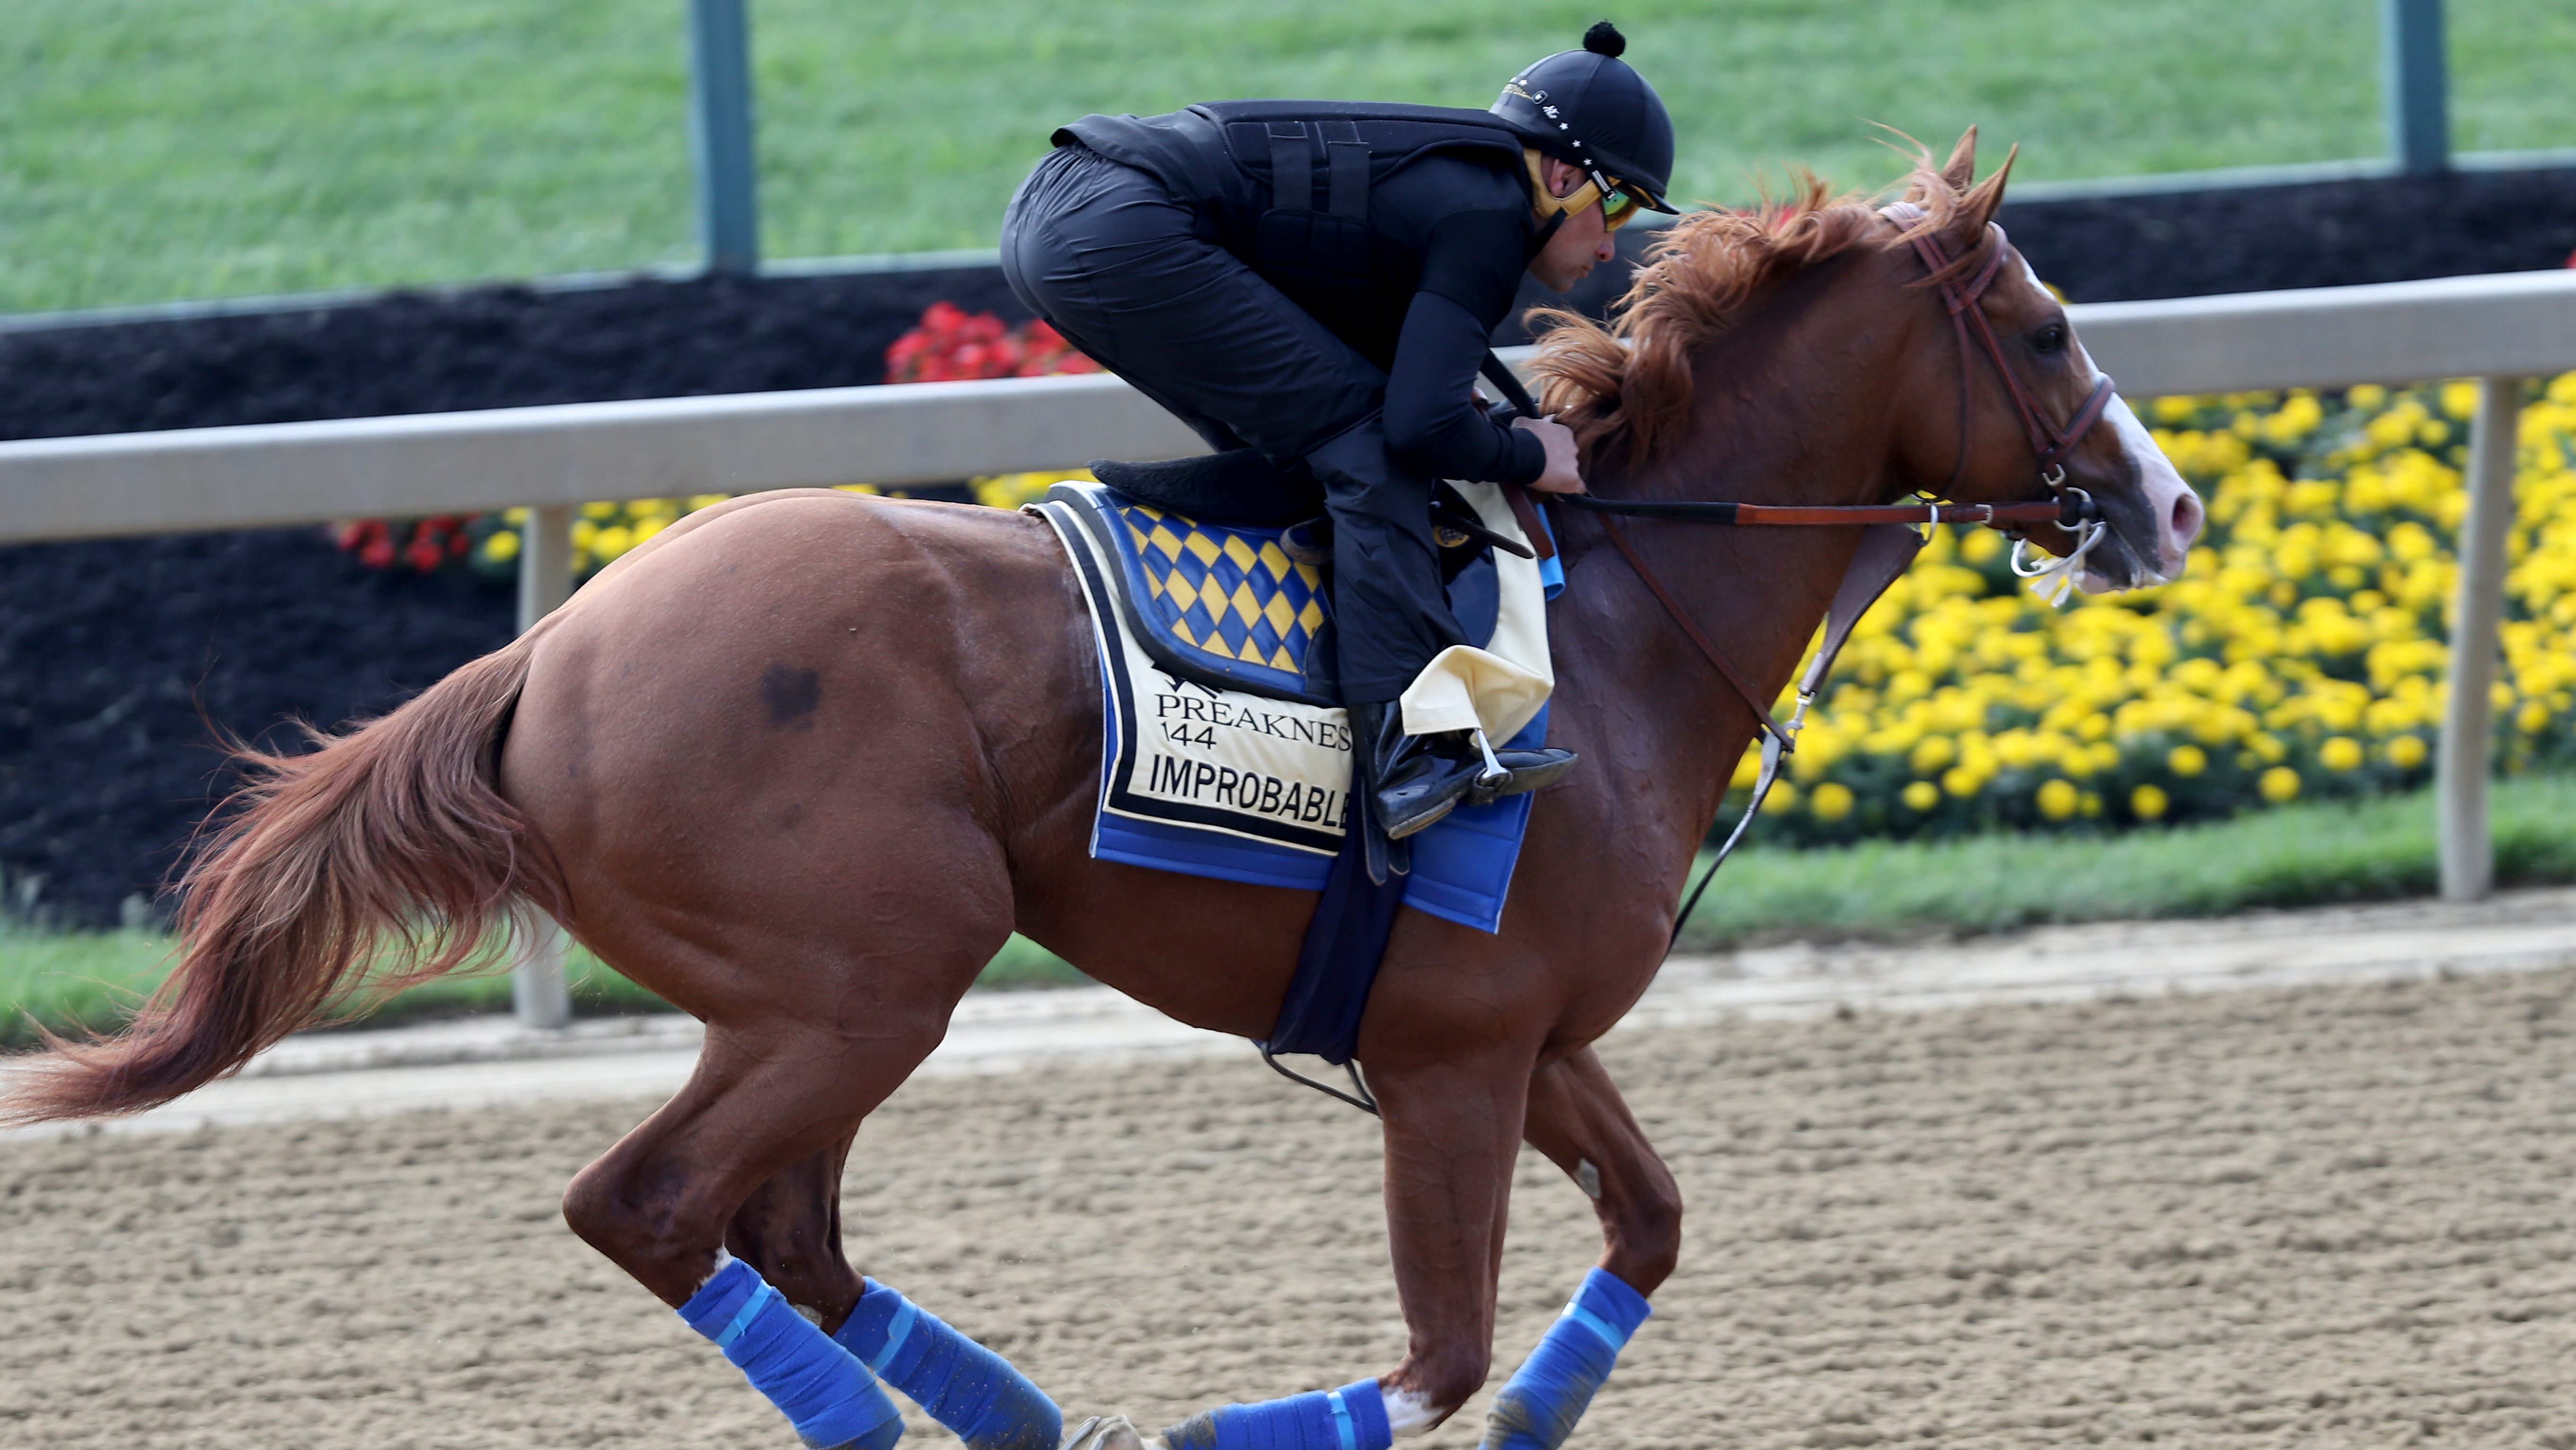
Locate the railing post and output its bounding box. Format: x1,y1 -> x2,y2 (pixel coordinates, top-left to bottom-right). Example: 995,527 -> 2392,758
2437,376 -> 2523,901
512,504 -> 576,1029
686,0 -> 760,275
2380,0 -> 2451,176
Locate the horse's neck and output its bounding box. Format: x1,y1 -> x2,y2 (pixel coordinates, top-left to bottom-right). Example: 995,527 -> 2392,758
1553,276 -> 1901,860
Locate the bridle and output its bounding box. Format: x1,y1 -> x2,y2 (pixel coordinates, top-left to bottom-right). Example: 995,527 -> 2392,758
1879,202 -> 2117,498
1482,201 -> 2125,942
1877,201 -> 2117,600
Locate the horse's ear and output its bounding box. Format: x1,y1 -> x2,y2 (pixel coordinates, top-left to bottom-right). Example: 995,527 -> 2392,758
1940,128 -> 1978,192
1962,142 -> 2017,228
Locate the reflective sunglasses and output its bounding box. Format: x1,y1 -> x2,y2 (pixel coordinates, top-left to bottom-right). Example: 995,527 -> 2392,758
1589,171 -> 1644,231
1599,185 -> 1643,231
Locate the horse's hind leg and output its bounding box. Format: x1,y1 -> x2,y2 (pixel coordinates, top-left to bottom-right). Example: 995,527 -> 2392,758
724,1141 -> 864,1327
1466,1046 -> 1680,1450
728,1136 -> 1065,1450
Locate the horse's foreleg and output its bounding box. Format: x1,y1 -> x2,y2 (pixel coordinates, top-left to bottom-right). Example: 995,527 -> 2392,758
1464,1047 -> 1679,1450
1151,1048 -> 1530,1450
1522,1047 -> 1683,1292
730,1135 -> 1064,1450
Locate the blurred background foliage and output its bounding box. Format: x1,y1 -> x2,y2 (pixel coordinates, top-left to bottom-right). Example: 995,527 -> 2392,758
7,0 -> 2576,310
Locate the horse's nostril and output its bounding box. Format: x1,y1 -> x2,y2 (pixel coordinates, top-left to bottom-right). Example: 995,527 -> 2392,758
2170,492 -> 2205,548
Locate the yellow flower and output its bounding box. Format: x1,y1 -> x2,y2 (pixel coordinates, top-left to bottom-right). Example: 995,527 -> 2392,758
2319,736 -> 2364,771
2131,783 -> 2169,820
1764,781 -> 1800,813
2036,778 -> 2079,820
481,529 -> 520,564
2259,766 -> 2302,803
2517,700 -> 2551,734
2385,734 -> 2428,769
1901,780 -> 1940,812
2167,744 -> 2207,777
1810,781 -> 1855,821
1941,765 -> 1983,798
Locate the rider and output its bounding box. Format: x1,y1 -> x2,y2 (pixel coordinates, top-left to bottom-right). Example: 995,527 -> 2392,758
1002,22 -> 1677,844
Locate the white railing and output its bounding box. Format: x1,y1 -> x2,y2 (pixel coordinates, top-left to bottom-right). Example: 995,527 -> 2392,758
5,270 -> 2574,1017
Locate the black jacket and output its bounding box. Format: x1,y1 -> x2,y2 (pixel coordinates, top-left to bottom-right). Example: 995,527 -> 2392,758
1056,102 -> 1549,487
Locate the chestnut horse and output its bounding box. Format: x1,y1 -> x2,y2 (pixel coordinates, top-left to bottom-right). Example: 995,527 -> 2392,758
7,136 -> 2200,1446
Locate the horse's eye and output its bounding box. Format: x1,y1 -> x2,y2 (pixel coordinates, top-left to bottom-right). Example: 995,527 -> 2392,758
2032,322 -> 2068,355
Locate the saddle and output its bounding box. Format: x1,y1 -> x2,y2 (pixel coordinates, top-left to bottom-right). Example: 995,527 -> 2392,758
1062,454 -> 1512,707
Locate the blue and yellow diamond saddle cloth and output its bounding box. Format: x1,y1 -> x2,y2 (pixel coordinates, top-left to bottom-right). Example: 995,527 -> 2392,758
1030,478 -> 1559,934
1092,495 -> 1342,702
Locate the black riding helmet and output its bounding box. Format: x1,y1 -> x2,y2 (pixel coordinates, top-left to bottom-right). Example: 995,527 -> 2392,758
1489,21 -> 1678,215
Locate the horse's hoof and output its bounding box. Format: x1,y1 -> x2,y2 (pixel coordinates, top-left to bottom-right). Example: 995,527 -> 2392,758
1061,1414 -> 1147,1450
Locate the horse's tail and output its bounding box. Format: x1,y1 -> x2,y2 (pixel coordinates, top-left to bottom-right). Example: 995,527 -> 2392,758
1,639 -> 566,1125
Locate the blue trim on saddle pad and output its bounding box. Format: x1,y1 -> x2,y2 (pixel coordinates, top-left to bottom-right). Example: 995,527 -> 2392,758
1090,694 -> 1546,936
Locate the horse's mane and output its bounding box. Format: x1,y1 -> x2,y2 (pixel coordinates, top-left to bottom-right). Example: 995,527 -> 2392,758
1528,133 -> 2015,461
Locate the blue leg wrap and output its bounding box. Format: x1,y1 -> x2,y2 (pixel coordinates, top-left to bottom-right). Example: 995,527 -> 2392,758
679,1257 -> 905,1450
833,1278 -> 1064,1450
1160,1378 -> 1392,1450
1478,1268 -> 1651,1450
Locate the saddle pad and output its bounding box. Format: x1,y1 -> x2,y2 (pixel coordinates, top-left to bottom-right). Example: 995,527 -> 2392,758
1030,488 -> 1553,934
1097,493 -> 1332,698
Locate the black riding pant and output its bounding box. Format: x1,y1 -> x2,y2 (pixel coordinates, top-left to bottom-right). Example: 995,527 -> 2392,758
999,143 -> 1465,705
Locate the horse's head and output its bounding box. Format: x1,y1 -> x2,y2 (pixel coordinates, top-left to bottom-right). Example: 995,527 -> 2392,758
1528,132 -> 2203,594
1882,131 -> 2204,593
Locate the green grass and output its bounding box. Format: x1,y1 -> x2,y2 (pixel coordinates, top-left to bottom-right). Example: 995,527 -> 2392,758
1675,771 -> 2576,951
0,928 -> 1084,1049
7,0 -> 2575,312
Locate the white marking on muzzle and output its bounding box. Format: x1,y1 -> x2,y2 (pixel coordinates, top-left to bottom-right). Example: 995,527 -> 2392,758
2103,392 -> 2204,578
2069,360 -> 2204,593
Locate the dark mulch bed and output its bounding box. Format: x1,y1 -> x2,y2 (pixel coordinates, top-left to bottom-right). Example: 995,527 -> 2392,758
2003,165 -> 2576,301
0,531 -> 515,927
5,167 -> 2573,927
0,264 -> 1031,444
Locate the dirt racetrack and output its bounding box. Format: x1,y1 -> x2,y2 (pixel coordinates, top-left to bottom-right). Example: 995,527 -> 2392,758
5,967 -> 2575,1449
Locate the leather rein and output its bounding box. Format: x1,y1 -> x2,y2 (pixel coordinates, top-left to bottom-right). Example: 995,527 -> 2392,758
1484,204 -> 2121,943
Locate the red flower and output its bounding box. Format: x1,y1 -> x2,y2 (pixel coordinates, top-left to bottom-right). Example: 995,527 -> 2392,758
884,303 -> 1102,383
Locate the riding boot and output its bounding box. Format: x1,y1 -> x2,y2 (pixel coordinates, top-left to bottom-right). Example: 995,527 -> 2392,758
1350,699 -> 1485,841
